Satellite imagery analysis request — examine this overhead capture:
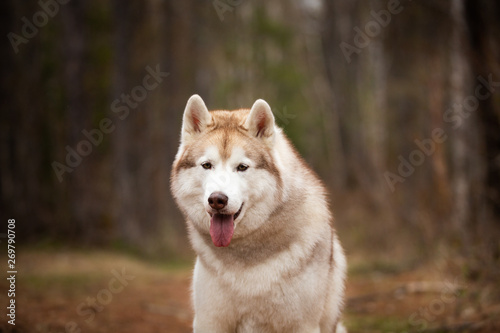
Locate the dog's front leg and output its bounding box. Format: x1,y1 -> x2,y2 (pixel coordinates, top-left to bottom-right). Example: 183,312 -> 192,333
193,316 -> 235,333
192,259 -> 236,333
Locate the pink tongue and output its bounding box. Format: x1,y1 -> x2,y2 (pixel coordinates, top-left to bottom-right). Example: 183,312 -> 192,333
210,214 -> 234,247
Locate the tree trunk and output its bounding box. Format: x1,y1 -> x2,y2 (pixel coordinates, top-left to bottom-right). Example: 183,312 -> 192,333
464,0 -> 500,222
111,0 -> 141,245
449,0 -> 472,245
61,0 -> 93,240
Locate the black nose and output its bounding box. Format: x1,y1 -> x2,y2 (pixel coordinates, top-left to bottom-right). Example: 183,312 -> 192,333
208,192 -> 228,210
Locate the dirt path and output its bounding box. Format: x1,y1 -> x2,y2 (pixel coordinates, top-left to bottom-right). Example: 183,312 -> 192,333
1,250 -> 498,332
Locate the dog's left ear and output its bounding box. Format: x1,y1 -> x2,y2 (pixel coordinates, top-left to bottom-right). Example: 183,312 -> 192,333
245,99 -> 276,142
181,94 -> 211,143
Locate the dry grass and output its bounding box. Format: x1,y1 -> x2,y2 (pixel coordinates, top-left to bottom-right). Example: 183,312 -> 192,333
0,248 -> 499,332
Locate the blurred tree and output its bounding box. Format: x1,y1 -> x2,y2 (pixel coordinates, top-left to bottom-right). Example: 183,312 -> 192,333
464,0 -> 500,221
449,0 -> 473,245
60,0 -> 94,239
111,0 -> 136,244
0,0 -> 499,265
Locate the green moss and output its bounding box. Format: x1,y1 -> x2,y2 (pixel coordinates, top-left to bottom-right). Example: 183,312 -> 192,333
344,314 -> 412,333
348,260 -> 414,277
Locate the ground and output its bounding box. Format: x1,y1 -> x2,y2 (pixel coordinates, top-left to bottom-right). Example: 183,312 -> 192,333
0,250 -> 499,333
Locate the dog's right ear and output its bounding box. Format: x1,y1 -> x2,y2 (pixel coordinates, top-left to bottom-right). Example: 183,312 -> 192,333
181,94 -> 211,143
245,99 -> 276,144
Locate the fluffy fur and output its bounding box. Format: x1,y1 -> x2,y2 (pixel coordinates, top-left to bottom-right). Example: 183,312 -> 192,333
171,95 -> 347,333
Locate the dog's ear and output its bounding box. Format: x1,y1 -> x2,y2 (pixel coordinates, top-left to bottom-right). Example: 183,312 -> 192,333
245,99 -> 276,142
182,94 -> 211,143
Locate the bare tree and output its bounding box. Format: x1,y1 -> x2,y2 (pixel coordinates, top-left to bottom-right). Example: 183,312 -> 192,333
61,0 -> 95,240
449,0 -> 475,247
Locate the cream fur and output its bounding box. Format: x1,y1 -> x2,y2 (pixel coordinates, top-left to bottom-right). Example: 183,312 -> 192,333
171,95 -> 347,333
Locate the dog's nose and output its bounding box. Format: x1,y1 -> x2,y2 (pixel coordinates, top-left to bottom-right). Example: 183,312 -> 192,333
208,192 -> 228,210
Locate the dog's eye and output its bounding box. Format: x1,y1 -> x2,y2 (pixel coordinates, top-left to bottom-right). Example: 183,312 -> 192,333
201,162 -> 212,170
237,164 -> 248,172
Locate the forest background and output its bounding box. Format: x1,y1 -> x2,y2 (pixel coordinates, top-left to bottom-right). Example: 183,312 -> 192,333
1,0 -> 500,331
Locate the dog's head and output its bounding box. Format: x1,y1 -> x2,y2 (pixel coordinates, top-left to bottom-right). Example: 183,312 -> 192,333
171,95 -> 283,247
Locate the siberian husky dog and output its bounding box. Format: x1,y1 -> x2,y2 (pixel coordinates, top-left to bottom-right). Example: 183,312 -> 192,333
171,95 -> 347,333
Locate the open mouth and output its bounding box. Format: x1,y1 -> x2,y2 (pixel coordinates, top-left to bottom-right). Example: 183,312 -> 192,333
209,203 -> 243,248
233,203 -> 243,220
